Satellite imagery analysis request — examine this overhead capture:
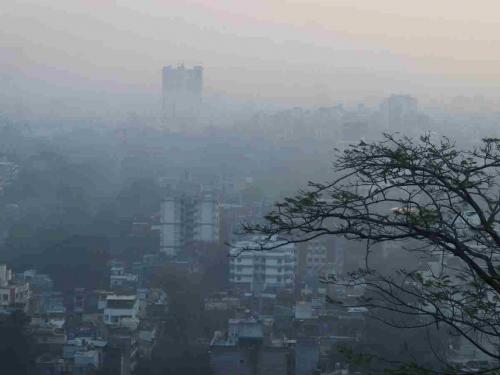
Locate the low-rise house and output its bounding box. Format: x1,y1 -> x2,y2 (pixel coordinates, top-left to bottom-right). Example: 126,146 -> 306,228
210,317 -> 295,375
18,269 -> 54,292
63,337 -> 107,374
205,293 -> 241,311
31,320 -> 67,354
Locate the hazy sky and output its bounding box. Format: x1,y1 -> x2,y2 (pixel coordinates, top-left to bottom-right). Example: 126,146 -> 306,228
2,0 -> 500,107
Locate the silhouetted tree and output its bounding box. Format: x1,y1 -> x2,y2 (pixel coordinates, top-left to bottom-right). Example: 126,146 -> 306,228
0,310 -> 33,375
247,134 -> 500,374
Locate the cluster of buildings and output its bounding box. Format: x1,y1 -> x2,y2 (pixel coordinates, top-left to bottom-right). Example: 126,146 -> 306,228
153,172 -> 368,374
0,258 -> 168,375
207,256 -> 368,375
140,165 -> 364,374
200,231 -> 368,375
233,94 -> 430,151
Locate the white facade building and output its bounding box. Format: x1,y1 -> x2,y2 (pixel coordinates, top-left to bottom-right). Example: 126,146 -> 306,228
0,264 -> 30,310
110,266 -> 138,290
195,195 -> 220,242
103,295 -> 140,328
229,237 -> 296,292
162,64 -> 203,122
160,191 -> 219,256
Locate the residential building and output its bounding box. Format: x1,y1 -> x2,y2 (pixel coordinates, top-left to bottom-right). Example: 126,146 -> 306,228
160,190 -> 220,256
229,237 -> 296,292
31,319 -> 67,353
18,269 -> 54,292
37,291 -> 66,317
0,264 -> 31,311
63,337 -> 107,375
210,317 -> 295,375
110,265 -> 138,291
103,295 -> 140,328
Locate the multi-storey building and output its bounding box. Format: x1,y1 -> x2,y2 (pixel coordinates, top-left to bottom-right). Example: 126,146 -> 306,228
110,265 -> 138,291
160,191 -> 220,256
229,237 -> 296,292
210,317 -> 295,375
162,64 -> 203,122
103,295 -> 140,328
380,94 -> 421,133
0,264 -> 30,311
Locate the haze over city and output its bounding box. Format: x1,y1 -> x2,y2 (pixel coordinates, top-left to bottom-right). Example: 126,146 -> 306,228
2,2 -> 500,375
3,0 -> 500,115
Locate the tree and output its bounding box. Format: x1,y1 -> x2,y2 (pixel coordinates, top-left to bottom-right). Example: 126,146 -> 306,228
0,310 -> 33,375
245,134 -> 500,374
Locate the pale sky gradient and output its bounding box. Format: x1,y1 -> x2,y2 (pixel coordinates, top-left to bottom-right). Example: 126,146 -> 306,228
2,0 -> 500,107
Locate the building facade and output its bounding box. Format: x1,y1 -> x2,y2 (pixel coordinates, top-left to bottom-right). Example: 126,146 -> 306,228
162,64 -> 203,122
0,264 -> 30,311
103,295 -> 140,328
160,191 -> 220,256
229,237 -> 296,292
210,318 -> 294,375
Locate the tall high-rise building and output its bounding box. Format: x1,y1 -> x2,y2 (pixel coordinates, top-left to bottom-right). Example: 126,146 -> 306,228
380,94 -> 418,130
161,64 -> 203,122
160,190 -> 219,256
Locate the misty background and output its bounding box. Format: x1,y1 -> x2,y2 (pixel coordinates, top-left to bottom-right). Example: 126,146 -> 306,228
3,0 -> 500,119
2,2 -> 500,375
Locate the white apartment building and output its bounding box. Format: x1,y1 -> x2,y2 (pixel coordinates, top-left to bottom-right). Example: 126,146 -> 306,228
229,237 -> 296,292
0,264 -> 30,311
160,191 -> 219,256
103,295 -> 140,328
110,266 -> 138,290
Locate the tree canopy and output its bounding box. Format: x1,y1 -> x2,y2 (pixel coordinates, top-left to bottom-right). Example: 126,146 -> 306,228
246,134 -> 500,374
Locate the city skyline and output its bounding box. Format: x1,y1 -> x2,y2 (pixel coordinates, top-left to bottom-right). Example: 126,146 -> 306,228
3,1 -> 500,111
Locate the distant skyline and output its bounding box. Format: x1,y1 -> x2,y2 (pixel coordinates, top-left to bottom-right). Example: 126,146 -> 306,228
2,0 -> 500,110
